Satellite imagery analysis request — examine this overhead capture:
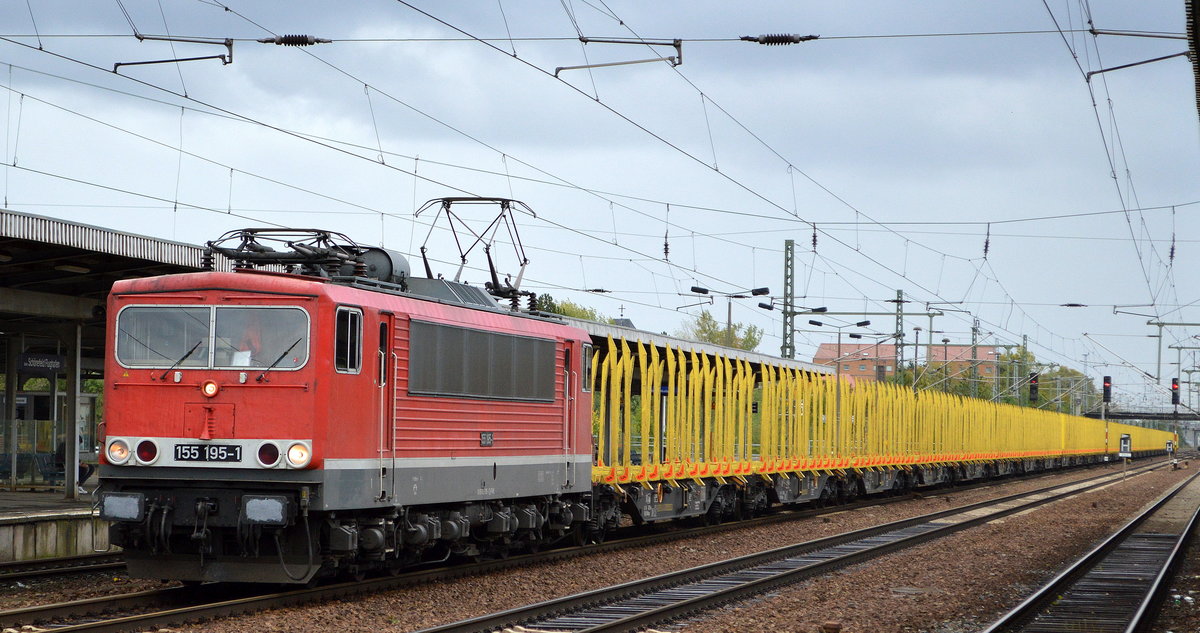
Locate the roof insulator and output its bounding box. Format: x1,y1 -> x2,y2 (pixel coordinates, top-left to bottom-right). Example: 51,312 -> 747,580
740,34 -> 820,45
257,35 -> 332,46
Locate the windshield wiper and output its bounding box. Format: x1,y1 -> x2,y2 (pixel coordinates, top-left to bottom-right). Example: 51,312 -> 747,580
159,340 -> 203,381
256,338 -> 302,383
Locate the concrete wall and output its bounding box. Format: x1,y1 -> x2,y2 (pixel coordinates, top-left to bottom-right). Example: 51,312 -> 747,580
0,514 -> 112,561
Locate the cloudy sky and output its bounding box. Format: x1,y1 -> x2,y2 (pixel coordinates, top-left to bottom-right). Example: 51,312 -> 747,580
1,1 -> 1196,410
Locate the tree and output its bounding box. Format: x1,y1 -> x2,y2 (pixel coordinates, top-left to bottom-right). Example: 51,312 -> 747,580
676,309 -> 763,351
534,294 -> 614,323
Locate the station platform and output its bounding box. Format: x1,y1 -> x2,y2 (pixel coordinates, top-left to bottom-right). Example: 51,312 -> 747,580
0,489 -> 111,562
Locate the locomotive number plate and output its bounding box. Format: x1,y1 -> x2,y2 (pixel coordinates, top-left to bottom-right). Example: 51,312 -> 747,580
174,444 -> 243,462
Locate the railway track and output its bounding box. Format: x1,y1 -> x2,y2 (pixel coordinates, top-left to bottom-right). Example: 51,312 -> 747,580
0,461 -> 1164,633
0,552 -> 124,584
983,469 -> 1200,633
414,463 -> 1168,633
0,458 -> 1081,591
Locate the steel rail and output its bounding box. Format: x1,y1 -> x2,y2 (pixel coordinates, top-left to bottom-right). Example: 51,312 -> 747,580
411,463 -> 1168,633
1126,485 -> 1200,631
982,470 -> 1200,633
0,585 -> 203,629
0,552 -> 124,583
0,494 -> 904,629
0,461 -> 1164,633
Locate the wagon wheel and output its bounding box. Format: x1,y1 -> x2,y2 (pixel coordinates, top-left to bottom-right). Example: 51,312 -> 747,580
815,483 -> 833,508
737,498 -> 754,521
703,497 -> 724,525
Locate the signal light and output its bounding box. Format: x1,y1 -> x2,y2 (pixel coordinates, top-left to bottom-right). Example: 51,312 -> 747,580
1028,372 -> 1039,403
136,440 -> 159,464
257,442 -> 281,467
1172,377 -> 1180,405
1102,376 -> 1112,403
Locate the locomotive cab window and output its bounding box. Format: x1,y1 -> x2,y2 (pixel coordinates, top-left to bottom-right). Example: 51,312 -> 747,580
116,306 -> 211,368
335,307 -> 362,373
213,307 -> 308,369
582,343 -> 593,392
115,305 -> 309,370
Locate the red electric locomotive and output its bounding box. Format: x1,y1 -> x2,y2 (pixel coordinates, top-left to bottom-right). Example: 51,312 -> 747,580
98,224 -> 595,583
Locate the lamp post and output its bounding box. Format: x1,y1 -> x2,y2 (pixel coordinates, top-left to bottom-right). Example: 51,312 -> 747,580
810,319 -> 871,381
758,299 -> 825,358
689,285 -> 770,347
941,337 -> 951,392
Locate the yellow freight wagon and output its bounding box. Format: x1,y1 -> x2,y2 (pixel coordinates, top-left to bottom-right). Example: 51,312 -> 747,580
579,332 -> 1173,530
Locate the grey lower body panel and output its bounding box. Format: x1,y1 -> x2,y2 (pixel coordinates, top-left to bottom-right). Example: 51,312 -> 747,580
101,457 -> 594,512
325,459 -> 591,510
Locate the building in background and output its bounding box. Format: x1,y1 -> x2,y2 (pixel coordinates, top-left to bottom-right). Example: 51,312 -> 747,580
812,343 -> 999,383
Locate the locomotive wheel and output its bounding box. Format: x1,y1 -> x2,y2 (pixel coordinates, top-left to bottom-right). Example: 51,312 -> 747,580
526,531 -> 543,553
586,514 -> 607,544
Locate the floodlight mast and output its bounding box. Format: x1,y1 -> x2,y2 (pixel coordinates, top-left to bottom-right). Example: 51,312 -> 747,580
689,285 -> 770,347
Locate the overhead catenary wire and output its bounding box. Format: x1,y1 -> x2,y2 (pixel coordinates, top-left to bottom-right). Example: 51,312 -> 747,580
0,49 -> 772,326
0,4 -> 1187,385
385,0 -> 1166,374
3,27 -> 1184,43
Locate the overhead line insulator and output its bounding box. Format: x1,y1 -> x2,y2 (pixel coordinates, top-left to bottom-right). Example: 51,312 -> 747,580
740,34 -> 820,45
257,35 -> 332,46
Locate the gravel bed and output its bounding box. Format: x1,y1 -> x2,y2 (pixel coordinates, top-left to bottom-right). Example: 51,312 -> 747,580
164,462 -> 1171,633
0,571 -> 172,611
0,462 -> 1175,633
683,464 -> 1190,633
1149,482 -> 1200,633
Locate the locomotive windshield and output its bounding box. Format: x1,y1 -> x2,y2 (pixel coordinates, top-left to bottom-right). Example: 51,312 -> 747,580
116,306 -> 309,370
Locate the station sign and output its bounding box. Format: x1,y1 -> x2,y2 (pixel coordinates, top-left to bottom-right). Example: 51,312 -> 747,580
18,353 -> 65,377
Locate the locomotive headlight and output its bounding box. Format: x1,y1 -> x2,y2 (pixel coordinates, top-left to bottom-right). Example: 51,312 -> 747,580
107,439 -> 131,465
286,442 -> 311,468
200,380 -> 220,398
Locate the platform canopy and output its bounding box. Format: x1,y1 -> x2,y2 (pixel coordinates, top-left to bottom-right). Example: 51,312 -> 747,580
0,210 -> 225,497
0,210 -> 224,368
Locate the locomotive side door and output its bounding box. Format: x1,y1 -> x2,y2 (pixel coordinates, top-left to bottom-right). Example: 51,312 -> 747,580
563,344 -> 574,487
377,313 -> 396,501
